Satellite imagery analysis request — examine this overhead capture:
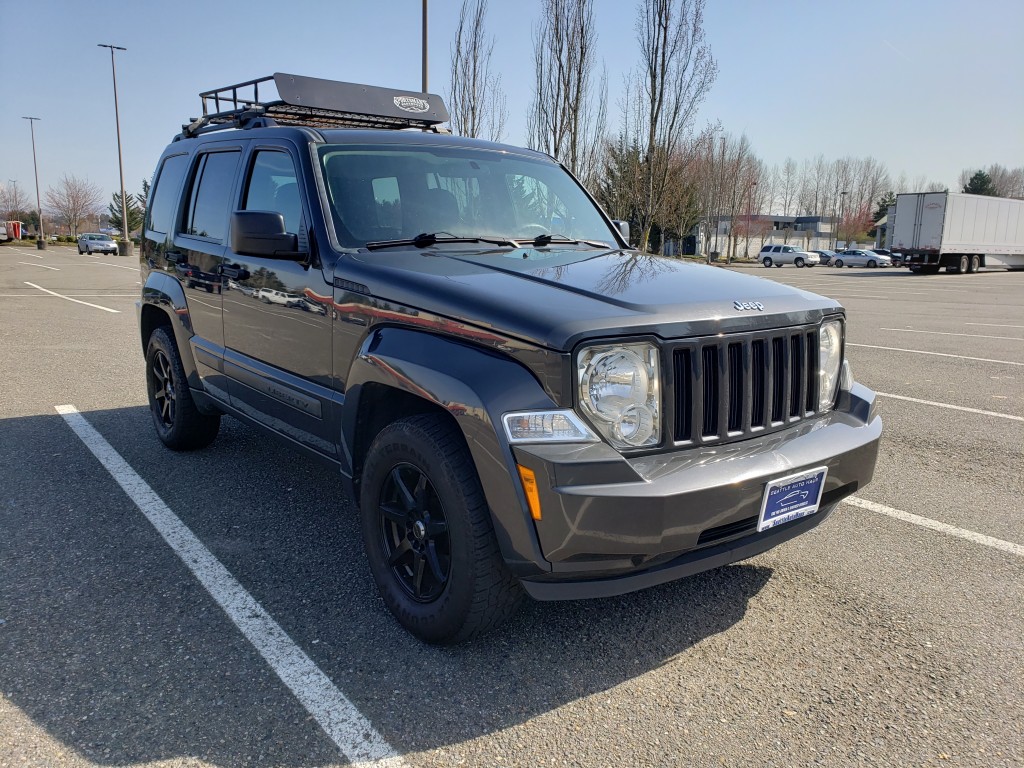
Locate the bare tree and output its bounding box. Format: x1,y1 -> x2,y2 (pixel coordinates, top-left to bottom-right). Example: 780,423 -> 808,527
528,0 -> 606,185
448,0 -> 507,142
778,158 -> 798,216
625,0 -> 716,251
44,175 -> 103,237
1,181 -> 32,222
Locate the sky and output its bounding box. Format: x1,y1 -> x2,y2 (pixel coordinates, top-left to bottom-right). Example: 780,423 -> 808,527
2,0 -> 1022,212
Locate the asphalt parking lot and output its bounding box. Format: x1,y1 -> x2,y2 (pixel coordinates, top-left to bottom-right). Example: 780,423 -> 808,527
1,245 -> 1021,767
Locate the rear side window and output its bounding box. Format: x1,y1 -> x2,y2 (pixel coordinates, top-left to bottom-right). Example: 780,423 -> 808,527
147,154 -> 189,235
183,151 -> 240,242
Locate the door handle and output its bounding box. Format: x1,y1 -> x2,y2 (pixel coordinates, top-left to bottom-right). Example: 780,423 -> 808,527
219,264 -> 250,280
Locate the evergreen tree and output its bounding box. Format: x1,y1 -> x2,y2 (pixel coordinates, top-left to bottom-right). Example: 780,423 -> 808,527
962,170 -> 997,196
872,191 -> 897,222
108,191 -> 144,235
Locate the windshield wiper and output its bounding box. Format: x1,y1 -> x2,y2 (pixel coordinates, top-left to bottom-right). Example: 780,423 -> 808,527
365,232 -> 521,250
531,233 -> 610,248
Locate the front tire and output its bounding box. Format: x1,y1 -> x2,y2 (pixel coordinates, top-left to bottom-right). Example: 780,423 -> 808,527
795,257 -> 805,268
360,414 -> 523,644
834,259 -> 843,268
145,327 -> 220,450
867,259 -> 877,268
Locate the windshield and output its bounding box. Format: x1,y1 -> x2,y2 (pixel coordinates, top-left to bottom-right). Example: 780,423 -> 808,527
97,235 -> 113,241
317,144 -> 616,249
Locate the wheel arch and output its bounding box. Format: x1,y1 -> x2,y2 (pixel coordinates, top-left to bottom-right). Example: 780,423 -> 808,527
343,327 -> 557,577
139,270 -> 200,388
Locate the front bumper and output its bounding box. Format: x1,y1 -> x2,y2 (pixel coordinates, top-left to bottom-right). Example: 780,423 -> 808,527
512,382 -> 880,600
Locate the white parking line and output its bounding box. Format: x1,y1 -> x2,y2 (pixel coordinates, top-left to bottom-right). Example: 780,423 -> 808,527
96,261 -> 139,272
966,323 -> 1024,329
17,261 -> 59,271
847,343 -> 1024,367
880,328 -> 1023,341
54,405 -> 405,768
24,282 -> 120,313
876,392 -> 1024,422
845,496 -> 1024,558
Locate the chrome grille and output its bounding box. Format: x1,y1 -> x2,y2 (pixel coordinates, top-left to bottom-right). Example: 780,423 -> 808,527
672,327 -> 819,444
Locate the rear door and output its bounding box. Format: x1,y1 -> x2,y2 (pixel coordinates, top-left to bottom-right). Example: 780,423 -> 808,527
170,146 -> 244,401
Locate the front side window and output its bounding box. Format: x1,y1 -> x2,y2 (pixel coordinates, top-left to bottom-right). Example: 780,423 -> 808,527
243,150 -> 302,235
318,144 -> 615,248
184,151 -> 240,241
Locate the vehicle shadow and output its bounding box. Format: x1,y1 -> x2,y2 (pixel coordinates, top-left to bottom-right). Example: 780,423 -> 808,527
2,407 -> 774,765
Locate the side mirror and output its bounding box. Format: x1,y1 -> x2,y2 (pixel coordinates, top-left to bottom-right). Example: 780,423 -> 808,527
612,219 -> 630,243
230,211 -> 300,259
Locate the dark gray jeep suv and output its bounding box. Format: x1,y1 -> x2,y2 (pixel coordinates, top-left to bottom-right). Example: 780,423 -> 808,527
137,74 -> 881,643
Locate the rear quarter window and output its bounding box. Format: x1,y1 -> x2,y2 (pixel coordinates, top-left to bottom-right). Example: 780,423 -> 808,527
146,154 -> 189,235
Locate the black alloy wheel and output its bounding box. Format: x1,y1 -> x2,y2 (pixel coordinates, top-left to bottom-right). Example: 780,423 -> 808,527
378,463 -> 451,602
150,348 -> 176,429
359,414 -> 524,644
145,327 -> 220,450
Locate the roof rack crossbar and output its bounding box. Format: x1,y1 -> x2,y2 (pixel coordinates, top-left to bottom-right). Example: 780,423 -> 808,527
179,73 -> 450,140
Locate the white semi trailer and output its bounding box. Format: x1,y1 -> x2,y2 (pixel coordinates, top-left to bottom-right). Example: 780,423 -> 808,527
890,192 -> 1024,274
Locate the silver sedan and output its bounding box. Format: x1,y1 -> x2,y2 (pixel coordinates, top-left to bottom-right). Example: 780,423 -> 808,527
832,249 -> 892,268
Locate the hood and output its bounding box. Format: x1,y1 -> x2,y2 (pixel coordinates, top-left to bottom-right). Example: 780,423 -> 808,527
342,246 -> 842,350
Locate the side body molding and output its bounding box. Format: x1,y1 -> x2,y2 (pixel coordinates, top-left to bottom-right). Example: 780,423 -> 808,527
343,327 -> 558,576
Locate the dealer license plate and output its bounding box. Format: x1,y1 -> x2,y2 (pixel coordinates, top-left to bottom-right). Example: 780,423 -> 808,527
757,466 -> 828,532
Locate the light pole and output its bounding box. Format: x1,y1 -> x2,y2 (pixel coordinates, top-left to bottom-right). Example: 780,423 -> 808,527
5,179 -> 15,224
745,180 -> 758,259
837,190 -> 848,251
421,0 -> 428,92
22,117 -> 45,250
99,43 -> 131,257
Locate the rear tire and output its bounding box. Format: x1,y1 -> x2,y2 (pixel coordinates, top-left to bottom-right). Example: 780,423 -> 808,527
968,255 -> 980,273
360,414 -> 524,644
145,327 -> 220,451
762,257 -> 773,268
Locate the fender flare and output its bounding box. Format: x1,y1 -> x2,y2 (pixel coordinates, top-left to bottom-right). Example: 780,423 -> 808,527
344,326 -> 557,576
139,270 -> 200,387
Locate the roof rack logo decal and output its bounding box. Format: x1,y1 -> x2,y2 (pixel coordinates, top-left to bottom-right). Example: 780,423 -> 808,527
394,96 -> 430,113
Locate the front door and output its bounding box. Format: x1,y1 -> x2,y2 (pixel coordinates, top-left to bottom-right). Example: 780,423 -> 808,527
221,144 -> 336,456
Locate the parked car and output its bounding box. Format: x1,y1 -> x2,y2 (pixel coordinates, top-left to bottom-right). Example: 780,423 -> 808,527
256,288 -> 304,307
812,249 -> 839,266
758,244 -> 820,268
870,248 -> 904,266
833,250 -> 892,268
77,233 -> 118,255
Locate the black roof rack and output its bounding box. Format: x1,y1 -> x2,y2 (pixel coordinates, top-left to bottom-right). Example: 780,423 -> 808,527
179,73 -> 450,139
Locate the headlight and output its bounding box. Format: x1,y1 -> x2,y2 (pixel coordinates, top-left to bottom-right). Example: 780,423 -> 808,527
577,342 -> 661,449
818,319 -> 843,411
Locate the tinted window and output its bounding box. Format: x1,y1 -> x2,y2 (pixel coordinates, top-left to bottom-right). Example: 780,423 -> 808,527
243,151 -> 301,235
185,151 -> 240,241
147,154 -> 188,235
